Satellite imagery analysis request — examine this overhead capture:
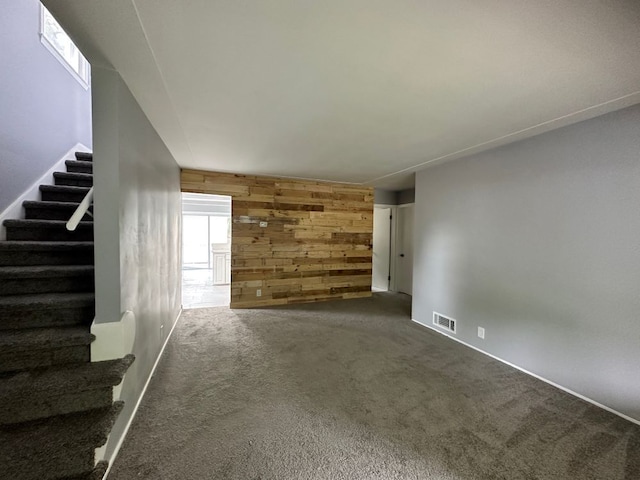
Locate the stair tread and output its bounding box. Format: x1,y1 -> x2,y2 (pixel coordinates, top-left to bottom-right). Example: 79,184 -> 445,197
0,241 -> 94,251
3,219 -> 93,227
0,326 -> 93,350
0,265 -> 94,278
23,200 -> 82,209
0,401 -> 123,452
0,292 -> 95,308
40,185 -> 90,192
0,354 -> 134,395
75,152 -> 92,161
58,460 -> 108,480
65,160 -> 93,166
64,160 -> 93,175
53,172 -> 93,180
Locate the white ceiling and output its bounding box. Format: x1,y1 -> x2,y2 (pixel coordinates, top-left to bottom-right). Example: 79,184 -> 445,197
46,0 -> 640,190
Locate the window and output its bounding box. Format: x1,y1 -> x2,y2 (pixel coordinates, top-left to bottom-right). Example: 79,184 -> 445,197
40,4 -> 90,88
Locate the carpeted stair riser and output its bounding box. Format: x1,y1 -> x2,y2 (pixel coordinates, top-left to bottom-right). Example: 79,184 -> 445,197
0,403 -> 123,451
59,460 -> 108,480
4,220 -> 93,242
1,447 -> 96,480
75,152 -> 93,162
64,160 -> 93,174
53,172 -> 93,188
1,355 -> 133,393
60,460 -> 108,480
24,201 -> 93,221
0,293 -> 95,330
0,266 -> 94,295
0,403 -> 123,480
0,305 -> 94,330
0,356 -> 134,423
0,326 -> 93,373
0,326 -> 93,348
40,185 -> 91,203
0,345 -> 91,374
2,388 -> 114,424
0,242 -> 94,267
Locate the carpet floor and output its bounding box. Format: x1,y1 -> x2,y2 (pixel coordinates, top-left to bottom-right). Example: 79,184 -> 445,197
108,293 -> 639,480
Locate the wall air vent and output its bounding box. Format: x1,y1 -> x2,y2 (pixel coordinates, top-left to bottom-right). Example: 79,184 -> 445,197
433,312 -> 456,334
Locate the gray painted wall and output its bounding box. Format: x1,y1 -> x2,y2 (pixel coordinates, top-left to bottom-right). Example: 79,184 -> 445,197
374,189 -> 397,205
92,66 -> 182,457
397,188 -> 415,205
413,104 -> 640,422
374,188 -> 415,205
0,0 -> 92,213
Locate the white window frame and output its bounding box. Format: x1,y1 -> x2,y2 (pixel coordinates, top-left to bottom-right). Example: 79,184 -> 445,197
39,4 -> 90,89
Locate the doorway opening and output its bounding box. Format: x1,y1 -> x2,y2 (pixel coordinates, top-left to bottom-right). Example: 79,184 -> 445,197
372,206 -> 392,292
372,203 -> 414,295
395,204 -> 414,295
182,193 -> 231,308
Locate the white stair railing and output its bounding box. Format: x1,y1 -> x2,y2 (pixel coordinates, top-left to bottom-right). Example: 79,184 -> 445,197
66,186 -> 94,231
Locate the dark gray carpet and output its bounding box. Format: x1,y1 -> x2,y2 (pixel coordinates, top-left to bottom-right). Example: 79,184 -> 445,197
109,293 -> 640,480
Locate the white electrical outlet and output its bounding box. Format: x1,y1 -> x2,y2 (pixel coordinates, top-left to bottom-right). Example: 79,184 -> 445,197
256,289 -> 262,297
259,221 -> 268,228
478,327 -> 485,339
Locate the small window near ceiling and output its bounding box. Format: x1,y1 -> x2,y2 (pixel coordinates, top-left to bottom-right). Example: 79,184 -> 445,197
40,4 -> 90,88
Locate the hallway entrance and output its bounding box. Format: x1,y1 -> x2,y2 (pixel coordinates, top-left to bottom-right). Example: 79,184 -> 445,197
181,193 -> 231,308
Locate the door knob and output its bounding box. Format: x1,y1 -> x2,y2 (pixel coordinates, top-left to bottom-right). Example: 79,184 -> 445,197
400,254 -> 405,257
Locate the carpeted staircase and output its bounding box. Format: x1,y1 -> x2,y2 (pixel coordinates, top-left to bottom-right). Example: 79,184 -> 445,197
0,152 -> 134,480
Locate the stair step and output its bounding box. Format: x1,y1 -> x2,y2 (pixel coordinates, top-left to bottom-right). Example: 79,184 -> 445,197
1,354 -> 134,396
0,402 -> 122,480
0,326 -> 93,373
23,201 -> 92,221
0,325 -> 93,350
59,460 -> 109,480
0,292 -> 95,330
75,152 -> 93,162
0,265 -> 94,295
39,185 -> 90,203
1,387 -> 113,426
54,172 -> 93,188
0,241 -> 93,266
3,219 -> 93,242
0,355 -> 134,424
65,160 -> 93,174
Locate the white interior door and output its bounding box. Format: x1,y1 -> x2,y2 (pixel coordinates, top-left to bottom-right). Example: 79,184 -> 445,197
372,207 -> 391,291
396,204 -> 414,295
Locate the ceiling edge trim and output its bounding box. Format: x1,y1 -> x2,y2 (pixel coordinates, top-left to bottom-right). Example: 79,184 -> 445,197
366,91 -> 640,184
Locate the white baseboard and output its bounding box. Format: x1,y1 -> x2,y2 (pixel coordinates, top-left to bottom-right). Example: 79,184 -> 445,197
100,308 -> 183,480
0,143 -> 92,240
411,318 -> 640,427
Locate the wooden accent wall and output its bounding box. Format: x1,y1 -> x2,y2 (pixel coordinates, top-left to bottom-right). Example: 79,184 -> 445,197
181,170 -> 373,308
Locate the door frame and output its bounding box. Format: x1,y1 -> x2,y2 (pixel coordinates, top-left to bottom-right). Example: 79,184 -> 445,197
372,202 -> 414,293
390,203 -> 414,293
374,204 -> 399,292
372,204 -> 393,291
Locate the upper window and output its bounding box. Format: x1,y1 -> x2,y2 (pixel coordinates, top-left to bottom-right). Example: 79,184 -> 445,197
40,4 -> 90,88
